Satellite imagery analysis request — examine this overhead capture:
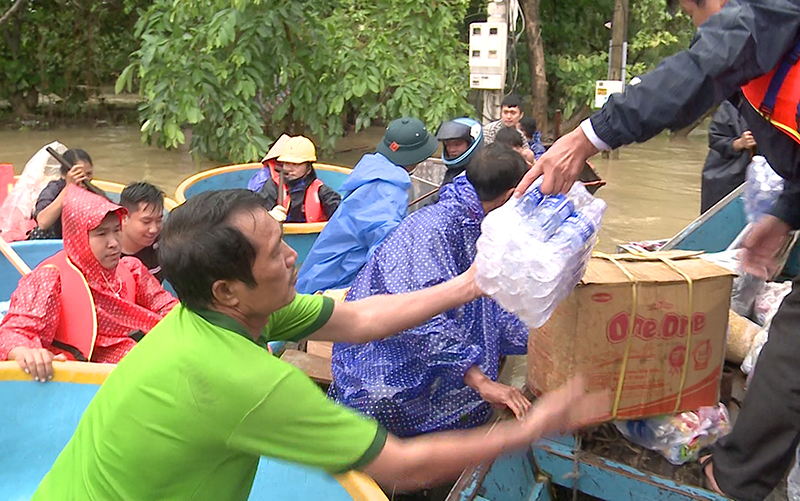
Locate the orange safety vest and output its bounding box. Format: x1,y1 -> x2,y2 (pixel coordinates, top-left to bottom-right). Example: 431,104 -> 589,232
39,251 -> 135,361
268,163 -> 326,222
742,39 -> 800,145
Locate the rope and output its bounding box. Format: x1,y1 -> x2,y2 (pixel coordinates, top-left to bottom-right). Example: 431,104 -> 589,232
592,252 -> 638,418
592,250 -> 696,416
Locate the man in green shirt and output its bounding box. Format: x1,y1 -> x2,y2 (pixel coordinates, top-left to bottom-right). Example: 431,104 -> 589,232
33,189 -> 608,500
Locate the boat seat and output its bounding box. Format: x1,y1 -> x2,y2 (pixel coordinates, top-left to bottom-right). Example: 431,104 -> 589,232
280,349 -> 333,386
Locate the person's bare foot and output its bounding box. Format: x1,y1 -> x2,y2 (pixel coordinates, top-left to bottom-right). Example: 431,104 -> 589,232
701,455 -> 725,496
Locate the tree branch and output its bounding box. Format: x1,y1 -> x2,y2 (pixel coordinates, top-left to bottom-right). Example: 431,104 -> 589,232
0,0 -> 26,27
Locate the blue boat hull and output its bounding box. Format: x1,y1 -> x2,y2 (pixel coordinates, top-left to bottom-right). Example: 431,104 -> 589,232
0,362 -> 386,501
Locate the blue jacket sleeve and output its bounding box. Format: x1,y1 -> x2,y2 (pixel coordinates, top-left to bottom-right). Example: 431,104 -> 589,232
591,0 -> 800,149
496,306 -> 528,357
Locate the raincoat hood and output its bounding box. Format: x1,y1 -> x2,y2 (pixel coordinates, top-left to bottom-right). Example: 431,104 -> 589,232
436,173 -> 485,222
62,184 -> 127,288
338,153 -> 412,197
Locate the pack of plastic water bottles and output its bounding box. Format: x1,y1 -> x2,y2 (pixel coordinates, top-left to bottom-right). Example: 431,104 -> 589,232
475,181 -> 605,328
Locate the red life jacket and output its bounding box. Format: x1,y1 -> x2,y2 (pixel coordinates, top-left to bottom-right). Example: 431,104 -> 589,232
39,251 -> 135,361
741,39 -> 800,145
267,162 -> 326,222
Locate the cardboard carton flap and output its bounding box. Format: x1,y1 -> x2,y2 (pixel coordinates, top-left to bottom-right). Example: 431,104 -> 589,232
582,251 -> 736,285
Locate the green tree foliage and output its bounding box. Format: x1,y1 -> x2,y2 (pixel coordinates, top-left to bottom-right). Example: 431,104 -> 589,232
0,0 -> 144,115
513,0 -> 693,122
121,0 -> 474,163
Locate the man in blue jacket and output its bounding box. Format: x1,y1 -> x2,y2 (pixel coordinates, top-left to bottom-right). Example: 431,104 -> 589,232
513,1 -> 800,499
296,117 -> 438,294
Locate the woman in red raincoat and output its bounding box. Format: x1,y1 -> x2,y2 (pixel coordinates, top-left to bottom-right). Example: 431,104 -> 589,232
0,185 -> 177,381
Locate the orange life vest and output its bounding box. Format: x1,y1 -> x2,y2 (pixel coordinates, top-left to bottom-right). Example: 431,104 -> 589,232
39,251 -> 135,361
268,163 -> 326,222
741,40 -> 800,145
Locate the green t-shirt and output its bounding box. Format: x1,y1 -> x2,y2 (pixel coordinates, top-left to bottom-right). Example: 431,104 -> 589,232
33,294 -> 387,501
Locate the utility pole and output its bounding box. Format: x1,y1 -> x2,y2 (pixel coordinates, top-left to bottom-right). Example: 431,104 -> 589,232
482,0 -> 507,124
606,0 -> 628,159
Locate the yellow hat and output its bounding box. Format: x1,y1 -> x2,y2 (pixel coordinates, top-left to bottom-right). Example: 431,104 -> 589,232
261,134 -> 292,162
277,136 -> 317,164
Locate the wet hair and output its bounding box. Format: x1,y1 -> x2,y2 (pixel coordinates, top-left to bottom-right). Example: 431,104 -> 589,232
519,116 -> 538,138
501,94 -> 522,109
159,189 -> 270,311
466,143 -> 529,202
495,126 -> 526,149
61,149 -> 93,176
120,182 -> 165,214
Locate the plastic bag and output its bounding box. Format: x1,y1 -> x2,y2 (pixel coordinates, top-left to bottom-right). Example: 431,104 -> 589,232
753,281 -> 792,326
741,327 -> 769,379
615,404 -> 731,465
0,142 -> 66,241
727,310 -> 762,364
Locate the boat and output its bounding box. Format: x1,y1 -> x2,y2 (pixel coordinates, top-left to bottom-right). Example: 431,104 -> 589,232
446,430 -> 728,500
174,162 -> 438,263
0,180 -> 179,303
620,184 -> 800,278
0,361 -> 387,501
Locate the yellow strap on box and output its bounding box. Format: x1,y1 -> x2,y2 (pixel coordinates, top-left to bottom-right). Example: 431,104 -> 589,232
592,252 -> 638,419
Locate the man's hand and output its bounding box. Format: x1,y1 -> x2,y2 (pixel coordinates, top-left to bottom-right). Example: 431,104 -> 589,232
522,375 -> 611,438
741,215 -> 791,279
514,127 -> 599,197
478,380 -> 531,419
733,130 -> 757,152
269,205 -> 288,223
7,346 -> 67,382
464,366 -> 530,419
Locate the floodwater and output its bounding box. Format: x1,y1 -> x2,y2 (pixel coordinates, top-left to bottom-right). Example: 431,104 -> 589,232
0,123 -> 710,252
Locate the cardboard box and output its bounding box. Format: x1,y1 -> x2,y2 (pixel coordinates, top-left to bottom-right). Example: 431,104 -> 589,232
528,251 -> 734,420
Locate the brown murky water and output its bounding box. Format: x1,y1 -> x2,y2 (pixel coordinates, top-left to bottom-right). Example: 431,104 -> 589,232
0,124 -> 710,252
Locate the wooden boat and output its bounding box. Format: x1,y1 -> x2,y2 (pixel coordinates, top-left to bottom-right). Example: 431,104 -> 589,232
174,162 -> 438,263
0,361 -> 387,501
620,184 -> 800,278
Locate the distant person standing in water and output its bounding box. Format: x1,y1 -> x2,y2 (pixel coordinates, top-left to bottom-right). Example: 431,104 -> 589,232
701,99 -> 754,212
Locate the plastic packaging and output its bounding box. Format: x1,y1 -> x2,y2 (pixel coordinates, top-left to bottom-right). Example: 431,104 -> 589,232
615,404 -> 731,465
744,155 -> 783,223
0,142 -> 66,241
727,310 -> 762,364
753,281 -> 792,326
741,327 -> 769,379
475,181 -> 604,328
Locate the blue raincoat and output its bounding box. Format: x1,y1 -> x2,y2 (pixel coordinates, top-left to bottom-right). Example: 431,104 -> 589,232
296,153 -> 410,294
529,131 -> 546,160
329,174 -> 528,437
246,167 -> 271,192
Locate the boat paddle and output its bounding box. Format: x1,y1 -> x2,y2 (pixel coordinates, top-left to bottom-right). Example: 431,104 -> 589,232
0,236 -> 31,276
45,147 -> 105,197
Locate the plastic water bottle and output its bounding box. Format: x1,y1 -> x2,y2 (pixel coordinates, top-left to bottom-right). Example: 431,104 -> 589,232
533,195 -> 575,239
744,156 -> 783,223
788,446 -> 800,501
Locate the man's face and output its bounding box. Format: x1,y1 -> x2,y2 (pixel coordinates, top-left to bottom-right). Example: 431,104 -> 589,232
282,162 -> 311,182
444,139 -> 469,158
89,213 -> 122,270
122,202 -> 163,250
680,0 -> 725,27
501,106 -> 523,128
228,208 -> 298,316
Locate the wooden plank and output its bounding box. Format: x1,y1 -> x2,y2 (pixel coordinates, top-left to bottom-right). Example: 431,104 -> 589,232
306,341 -> 333,360
280,349 -> 332,385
